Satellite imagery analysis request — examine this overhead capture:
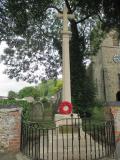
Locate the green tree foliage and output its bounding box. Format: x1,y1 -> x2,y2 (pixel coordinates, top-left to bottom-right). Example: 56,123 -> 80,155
8,90 -> 18,99
74,0 -> 120,30
90,22 -> 106,55
1,0 -> 119,110
37,79 -> 62,97
18,86 -> 39,99
49,79 -> 62,96
37,79 -> 49,97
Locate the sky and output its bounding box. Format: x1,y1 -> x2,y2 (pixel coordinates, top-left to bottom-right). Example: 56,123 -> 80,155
0,41 -> 34,96
0,41 -> 90,97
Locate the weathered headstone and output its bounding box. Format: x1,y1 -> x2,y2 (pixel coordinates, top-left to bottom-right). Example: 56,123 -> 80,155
23,96 -> 34,103
29,102 -> 44,122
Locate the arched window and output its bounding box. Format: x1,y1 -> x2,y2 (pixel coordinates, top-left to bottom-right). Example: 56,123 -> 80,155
116,91 -> 120,101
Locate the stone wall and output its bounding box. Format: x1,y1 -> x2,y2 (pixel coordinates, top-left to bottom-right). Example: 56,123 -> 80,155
0,105 -> 22,153
91,30 -> 120,102
110,104 -> 120,159
104,103 -> 120,159
111,106 -> 120,142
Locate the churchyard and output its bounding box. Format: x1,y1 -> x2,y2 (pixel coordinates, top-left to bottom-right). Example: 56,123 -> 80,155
0,61 -> 117,160
0,1 -> 120,160
0,98 -> 116,160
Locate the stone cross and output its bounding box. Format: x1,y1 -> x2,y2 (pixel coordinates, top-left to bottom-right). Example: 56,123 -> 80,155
58,6 -> 74,102
58,6 -> 74,32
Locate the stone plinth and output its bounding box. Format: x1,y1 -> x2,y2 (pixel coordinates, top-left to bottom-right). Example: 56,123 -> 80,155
55,113 -> 82,127
55,114 -> 84,137
0,105 -> 22,153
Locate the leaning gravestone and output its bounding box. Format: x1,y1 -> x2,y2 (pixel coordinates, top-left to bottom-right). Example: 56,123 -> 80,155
23,96 -> 34,103
29,101 -> 44,122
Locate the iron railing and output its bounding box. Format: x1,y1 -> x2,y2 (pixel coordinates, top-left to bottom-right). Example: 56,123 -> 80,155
21,115 -> 115,160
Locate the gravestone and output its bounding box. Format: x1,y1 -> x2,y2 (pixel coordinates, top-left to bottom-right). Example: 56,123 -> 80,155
23,96 -> 34,103
29,102 -> 44,122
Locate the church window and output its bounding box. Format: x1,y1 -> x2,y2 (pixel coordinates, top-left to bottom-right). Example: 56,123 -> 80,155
103,70 -> 106,101
116,91 -> 120,101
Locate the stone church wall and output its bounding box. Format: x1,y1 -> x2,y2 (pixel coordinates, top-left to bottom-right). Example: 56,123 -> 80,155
92,30 -> 120,102
91,49 -> 104,101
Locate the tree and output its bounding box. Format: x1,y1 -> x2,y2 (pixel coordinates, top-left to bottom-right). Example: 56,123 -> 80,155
8,90 -> 17,99
18,86 -> 39,99
72,0 -> 120,30
36,79 -> 49,97
1,0 -> 118,109
36,79 -> 62,97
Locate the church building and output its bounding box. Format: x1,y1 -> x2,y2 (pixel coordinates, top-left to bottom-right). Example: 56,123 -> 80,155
91,30 -> 120,102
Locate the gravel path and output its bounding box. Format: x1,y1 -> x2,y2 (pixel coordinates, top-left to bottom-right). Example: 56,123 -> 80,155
0,152 -> 17,160
0,152 -> 116,160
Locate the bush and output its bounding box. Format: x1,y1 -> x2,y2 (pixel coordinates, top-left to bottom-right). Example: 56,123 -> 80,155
49,80 -> 62,96
91,105 -> 105,123
8,90 -> 18,99
37,79 -> 62,97
18,86 -> 39,99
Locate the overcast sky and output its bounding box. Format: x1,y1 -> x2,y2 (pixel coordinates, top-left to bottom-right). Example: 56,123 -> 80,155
0,41 -> 90,97
0,41 -> 34,96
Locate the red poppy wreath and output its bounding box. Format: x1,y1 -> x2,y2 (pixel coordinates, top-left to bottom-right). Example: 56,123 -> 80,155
58,101 -> 72,114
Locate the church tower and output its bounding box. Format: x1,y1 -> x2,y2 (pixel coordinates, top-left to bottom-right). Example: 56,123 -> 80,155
92,30 -> 120,102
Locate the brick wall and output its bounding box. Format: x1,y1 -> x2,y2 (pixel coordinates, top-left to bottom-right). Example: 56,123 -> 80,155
0,106 -> 22,153
111,106 -> 120,143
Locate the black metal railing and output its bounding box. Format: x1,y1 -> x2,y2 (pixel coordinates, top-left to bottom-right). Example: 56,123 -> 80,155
21,115 -> 115,160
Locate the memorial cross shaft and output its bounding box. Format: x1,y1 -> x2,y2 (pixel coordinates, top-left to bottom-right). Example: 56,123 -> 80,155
58,6 -> 74,102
